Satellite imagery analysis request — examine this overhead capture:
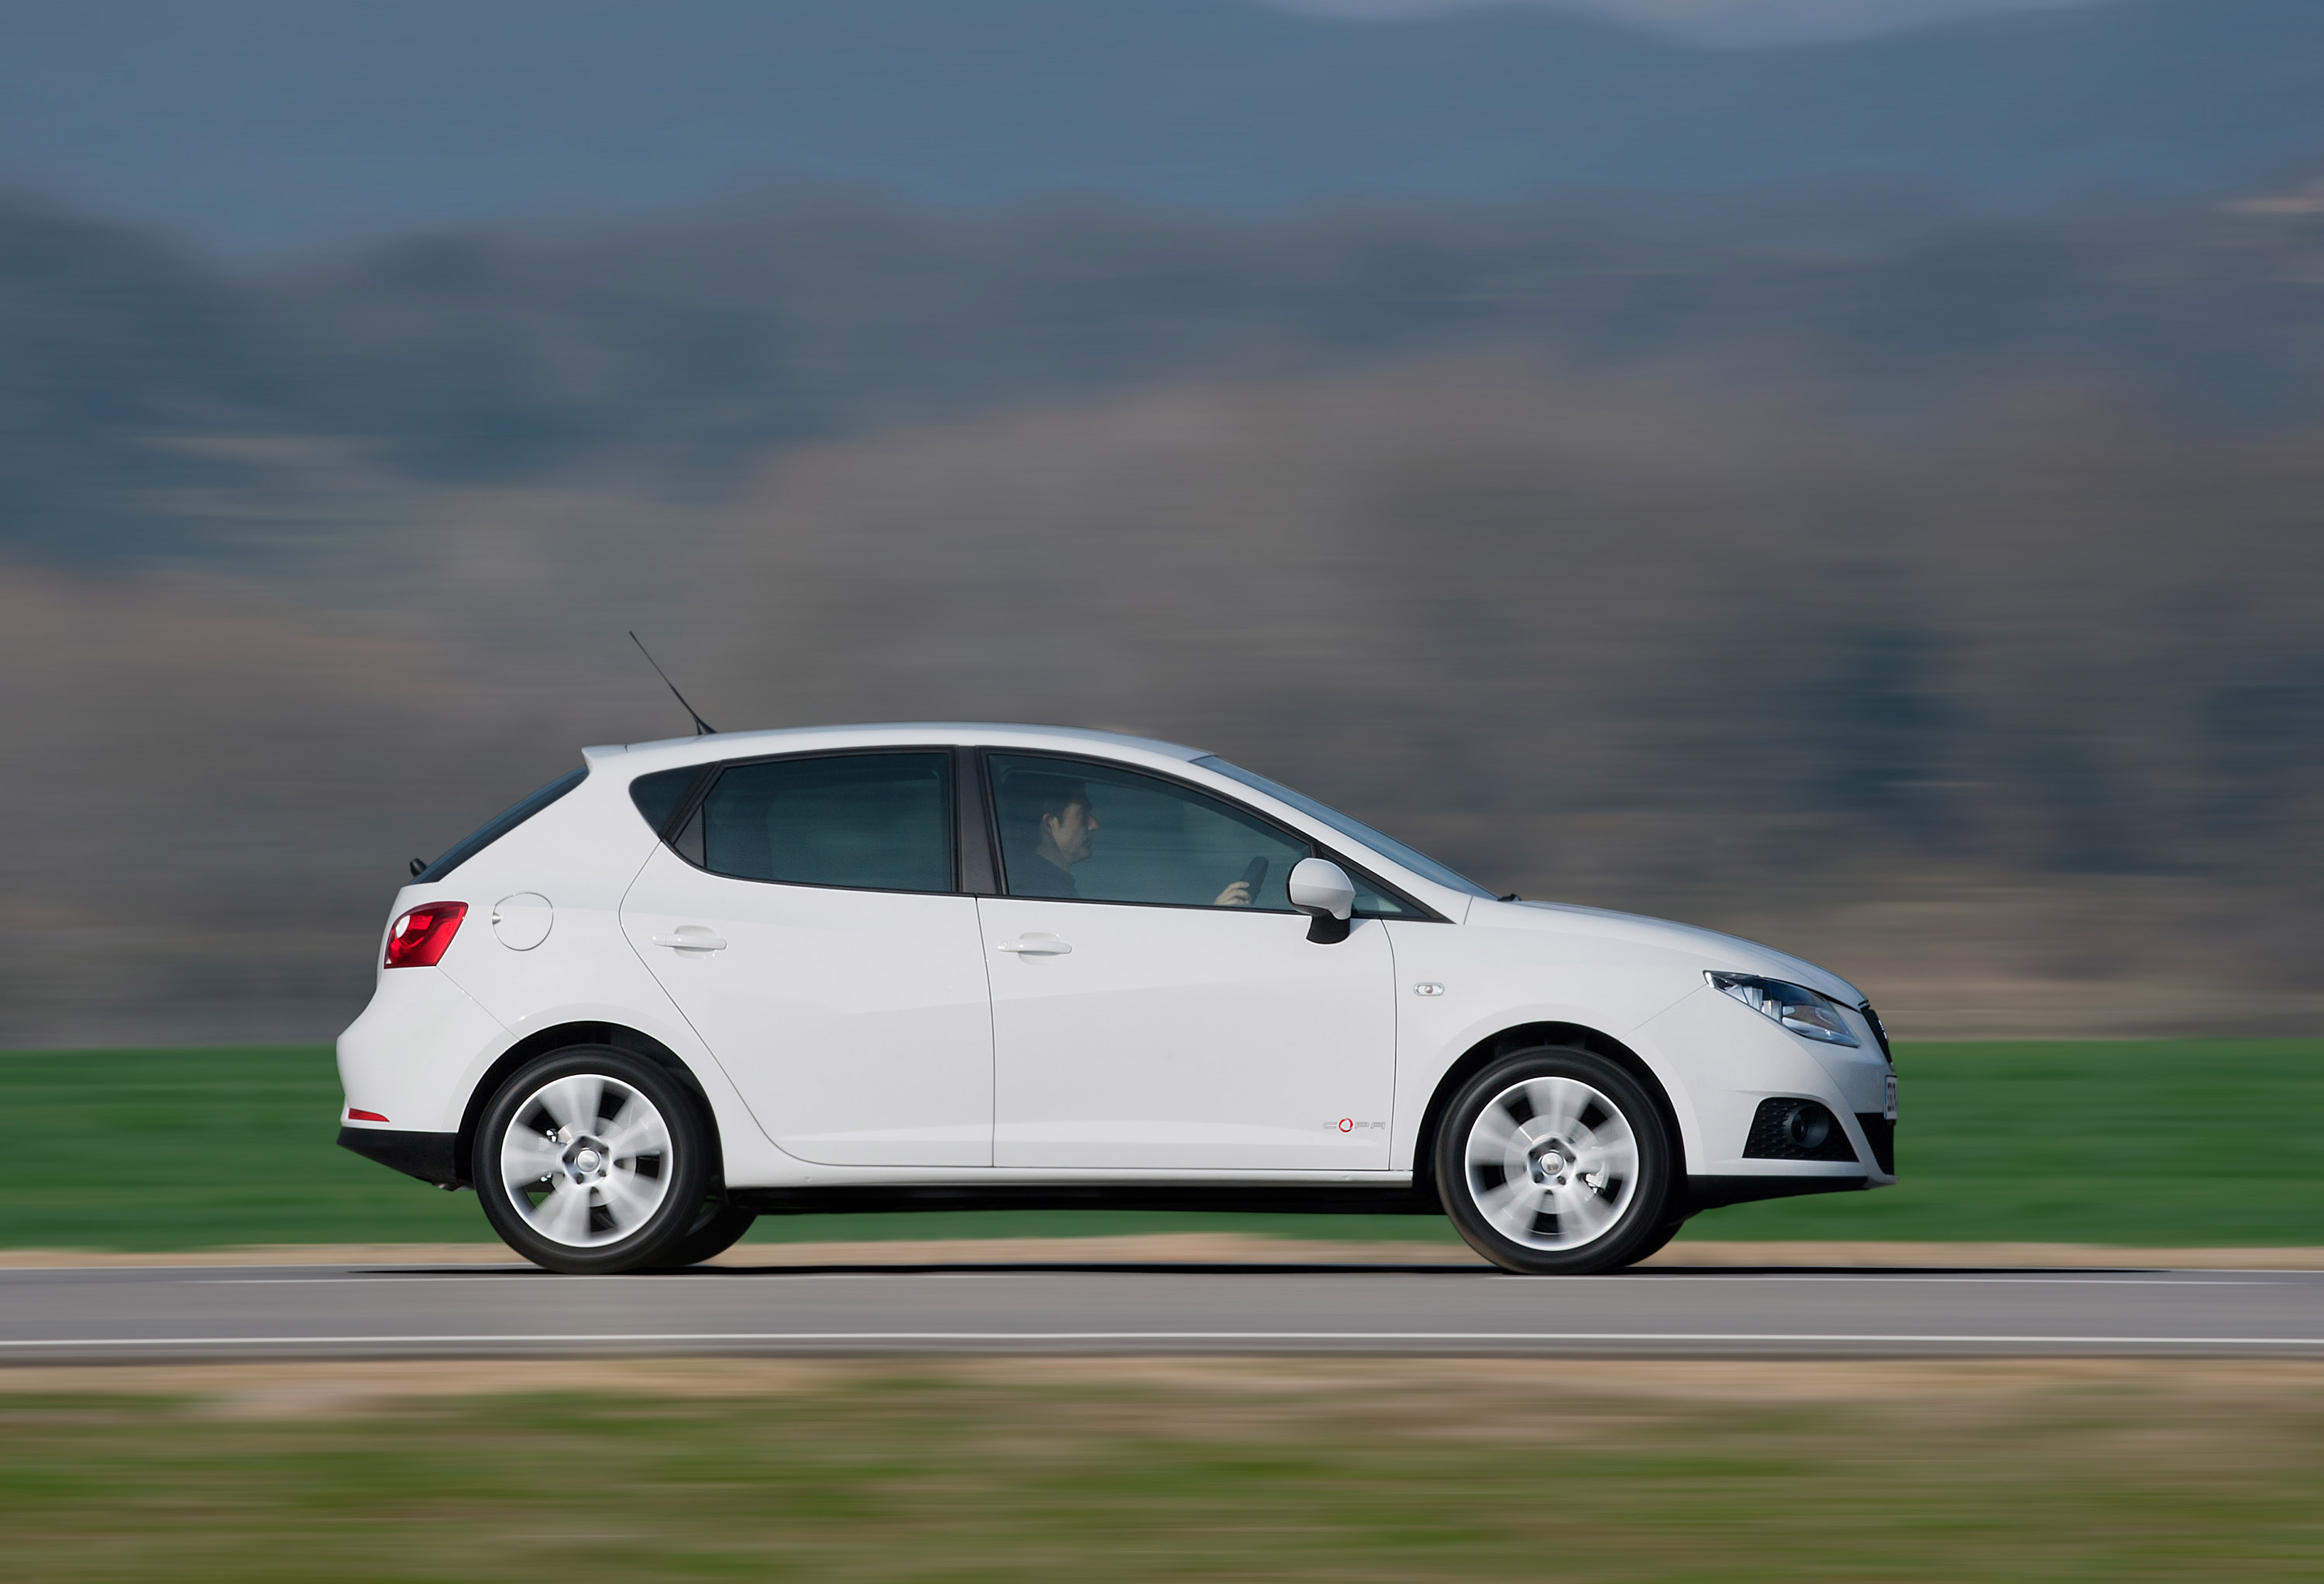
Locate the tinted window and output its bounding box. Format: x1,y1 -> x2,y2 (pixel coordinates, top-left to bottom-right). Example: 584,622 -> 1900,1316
627,766 -> 698,835
991,754 -> 1312,909
699,753 -> 951,892
414,767 -> 586,884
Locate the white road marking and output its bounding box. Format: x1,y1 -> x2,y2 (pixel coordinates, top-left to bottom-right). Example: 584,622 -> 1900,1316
1,1331 -> 2319,1350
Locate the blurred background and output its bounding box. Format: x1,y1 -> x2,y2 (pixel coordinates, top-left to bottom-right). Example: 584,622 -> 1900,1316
4,0 -> 2321,1050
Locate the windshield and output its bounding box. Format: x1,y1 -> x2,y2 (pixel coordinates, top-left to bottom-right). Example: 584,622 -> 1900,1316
1192,756 -> 1494,899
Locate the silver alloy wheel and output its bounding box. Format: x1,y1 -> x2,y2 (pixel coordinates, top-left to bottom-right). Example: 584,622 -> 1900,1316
1463,1074 -> 1641,1252
497,1071 -> 675,1249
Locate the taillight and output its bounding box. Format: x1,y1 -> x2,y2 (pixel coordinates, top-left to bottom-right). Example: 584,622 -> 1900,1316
385,902 -> 467,967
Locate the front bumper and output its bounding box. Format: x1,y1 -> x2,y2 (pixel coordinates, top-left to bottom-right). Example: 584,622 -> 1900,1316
1642,983 -> 1899,1187
1683,1173 -> 1871,1211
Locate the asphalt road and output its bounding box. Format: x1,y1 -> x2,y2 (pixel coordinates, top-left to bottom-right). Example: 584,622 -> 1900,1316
3,1258 -> 2321,1362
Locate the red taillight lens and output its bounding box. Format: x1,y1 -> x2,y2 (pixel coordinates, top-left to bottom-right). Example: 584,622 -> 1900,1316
384,902 -> 467,967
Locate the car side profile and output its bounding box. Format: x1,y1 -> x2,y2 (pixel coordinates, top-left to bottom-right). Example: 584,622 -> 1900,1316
339,723 -> 1896,1274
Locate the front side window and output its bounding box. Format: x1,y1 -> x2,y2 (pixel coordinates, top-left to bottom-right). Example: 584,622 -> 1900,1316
693,752 -> 952,892
989,754 -> 1318,911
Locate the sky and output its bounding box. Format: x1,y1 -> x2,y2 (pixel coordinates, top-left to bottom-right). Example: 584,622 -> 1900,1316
1273,0 -> 2111,46
2,0 -> 2293,256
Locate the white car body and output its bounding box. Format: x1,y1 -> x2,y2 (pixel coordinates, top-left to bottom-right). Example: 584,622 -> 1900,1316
339,723 -> 1896,1263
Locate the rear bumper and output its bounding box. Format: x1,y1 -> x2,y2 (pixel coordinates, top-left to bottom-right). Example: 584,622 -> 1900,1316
338,1126 -> 463,1188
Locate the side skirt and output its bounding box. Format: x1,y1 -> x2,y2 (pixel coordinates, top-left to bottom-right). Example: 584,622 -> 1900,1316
731,1183 -> 1442,1218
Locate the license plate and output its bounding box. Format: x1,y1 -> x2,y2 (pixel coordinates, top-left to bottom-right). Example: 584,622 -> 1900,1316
1884,1071 -> 1899,1121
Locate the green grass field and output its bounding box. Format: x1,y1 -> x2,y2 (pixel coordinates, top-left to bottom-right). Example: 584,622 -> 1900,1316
6,1367 -> 2322,1580
3,1039 -> 2318,1249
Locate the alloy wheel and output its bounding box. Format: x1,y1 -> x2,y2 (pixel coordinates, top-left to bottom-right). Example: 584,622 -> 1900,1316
497,1071 -> 674,1249
1461,1074 -> 1641,1252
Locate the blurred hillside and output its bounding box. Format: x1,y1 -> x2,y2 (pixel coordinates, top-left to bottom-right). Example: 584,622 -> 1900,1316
2,182 -> 2322,1043
15,187 -> 2324,561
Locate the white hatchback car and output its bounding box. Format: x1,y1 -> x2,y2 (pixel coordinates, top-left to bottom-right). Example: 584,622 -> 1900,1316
339,723 -> 1896,1274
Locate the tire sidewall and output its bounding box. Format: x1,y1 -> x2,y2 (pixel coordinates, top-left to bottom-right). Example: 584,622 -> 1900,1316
473,1046 -> 713,1274
1433,1046 -> 1674,1274
648,1198 -> 760,1270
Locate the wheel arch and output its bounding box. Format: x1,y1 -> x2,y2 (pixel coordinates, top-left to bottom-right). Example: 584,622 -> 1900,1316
456,1022 -> 723,1189
1410,1022 -> 1689,1208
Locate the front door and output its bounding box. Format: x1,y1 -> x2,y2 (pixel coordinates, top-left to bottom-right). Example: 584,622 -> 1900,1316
980,754 -> 1399,1170
621,750 -> 992,1167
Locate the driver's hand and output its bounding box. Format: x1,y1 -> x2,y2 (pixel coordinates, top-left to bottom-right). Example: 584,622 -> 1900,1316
1213,881 -> 1252,907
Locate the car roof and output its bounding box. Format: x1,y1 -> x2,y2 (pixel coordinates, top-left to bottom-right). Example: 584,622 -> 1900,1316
587,722 -> 1210,771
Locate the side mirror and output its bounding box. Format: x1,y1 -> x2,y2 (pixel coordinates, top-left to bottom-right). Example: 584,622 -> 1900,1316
1287,857 -> 1356,944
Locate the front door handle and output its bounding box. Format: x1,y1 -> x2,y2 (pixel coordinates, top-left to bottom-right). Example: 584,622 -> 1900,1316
652,930 -> 727,951
996,934 -> 1072,956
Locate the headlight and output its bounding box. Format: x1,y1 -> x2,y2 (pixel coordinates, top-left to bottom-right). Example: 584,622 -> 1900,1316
1707,971 -> 1860,1046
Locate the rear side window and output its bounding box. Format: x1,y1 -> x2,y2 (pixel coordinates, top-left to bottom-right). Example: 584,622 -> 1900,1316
693,752 -> 952,892
414,768 -> 586,884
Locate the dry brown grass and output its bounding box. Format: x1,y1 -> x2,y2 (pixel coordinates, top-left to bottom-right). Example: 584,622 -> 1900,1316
3,1355 -> 2321,1580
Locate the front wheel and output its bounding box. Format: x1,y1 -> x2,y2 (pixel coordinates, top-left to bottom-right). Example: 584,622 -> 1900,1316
1626,1212 -> 1690,1266
474,1046 -> 715,1273
1433,1046 -> 1674,1274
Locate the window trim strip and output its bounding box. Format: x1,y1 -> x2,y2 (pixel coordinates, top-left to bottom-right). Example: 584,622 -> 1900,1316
954,744 -> 999,895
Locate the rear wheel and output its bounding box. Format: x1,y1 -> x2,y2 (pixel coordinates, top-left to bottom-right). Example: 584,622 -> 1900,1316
651,1197 -> 758,1269
1433,1046 -> 1674,1274
474,1046 -> 713,1273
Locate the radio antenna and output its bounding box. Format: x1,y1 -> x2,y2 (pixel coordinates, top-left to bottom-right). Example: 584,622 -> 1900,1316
627,631 -> 716,736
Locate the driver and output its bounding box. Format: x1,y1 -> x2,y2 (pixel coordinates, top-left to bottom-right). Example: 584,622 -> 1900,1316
1005,774 -> 1253,905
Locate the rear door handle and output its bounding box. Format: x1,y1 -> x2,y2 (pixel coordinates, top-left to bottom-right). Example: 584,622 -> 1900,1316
996,934 -> 1071,956
652,931 -> 727,951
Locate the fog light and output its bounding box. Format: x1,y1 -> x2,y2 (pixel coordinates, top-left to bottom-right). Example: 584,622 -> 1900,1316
1745,1098 -> 1857,1163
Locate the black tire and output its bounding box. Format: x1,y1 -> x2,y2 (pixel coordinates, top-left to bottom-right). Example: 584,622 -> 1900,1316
1432,1046 -> 1674,1275
473,1046 -> 715,1274
649,1197 -> 759,1269
1627,1213 -> 1690,1266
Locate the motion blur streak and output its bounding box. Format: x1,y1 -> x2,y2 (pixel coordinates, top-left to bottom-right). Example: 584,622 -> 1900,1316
3,8 -> 2322,1049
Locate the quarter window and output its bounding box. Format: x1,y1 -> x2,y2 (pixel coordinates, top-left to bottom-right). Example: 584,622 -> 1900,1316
695,753 -> 952,893
627,766 -> 698,835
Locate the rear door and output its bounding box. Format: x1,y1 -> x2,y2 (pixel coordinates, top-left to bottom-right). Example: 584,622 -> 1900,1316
621,749 -> 993,1167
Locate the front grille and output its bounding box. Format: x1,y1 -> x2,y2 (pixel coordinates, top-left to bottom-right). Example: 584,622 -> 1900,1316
1858,1002 -> 1893,1063
1855,1114 -> 1897,1174
1744,1098 -> 1858,1162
